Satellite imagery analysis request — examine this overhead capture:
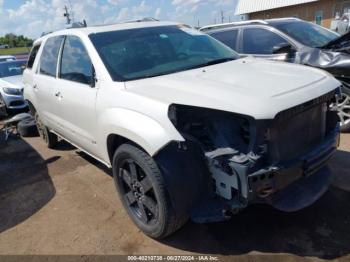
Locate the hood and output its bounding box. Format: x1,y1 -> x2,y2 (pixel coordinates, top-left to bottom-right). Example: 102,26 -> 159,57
125,57 -> 340,119
0,75 -> 23,89
322,31 -> 350,52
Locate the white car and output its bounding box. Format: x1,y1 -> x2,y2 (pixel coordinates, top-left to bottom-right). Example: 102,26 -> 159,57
24,21 -> 341,239
337,13 -> 350,35
0,60 -> 28,115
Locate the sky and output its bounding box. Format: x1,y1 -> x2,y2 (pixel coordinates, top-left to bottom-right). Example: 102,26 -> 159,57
0,0 -> 240,39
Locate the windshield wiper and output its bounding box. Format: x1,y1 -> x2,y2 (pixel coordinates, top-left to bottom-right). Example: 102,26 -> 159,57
186,57 -> 236,70
127,57 -> 236,81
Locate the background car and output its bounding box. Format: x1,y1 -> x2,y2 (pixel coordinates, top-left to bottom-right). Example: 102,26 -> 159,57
0,55 -> 16,62
337,13 -> 350,35
201,18 -> 350,132
0,60 -> 28,116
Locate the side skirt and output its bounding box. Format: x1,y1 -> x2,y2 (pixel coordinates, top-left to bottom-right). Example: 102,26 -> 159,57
50,129 -> 112,168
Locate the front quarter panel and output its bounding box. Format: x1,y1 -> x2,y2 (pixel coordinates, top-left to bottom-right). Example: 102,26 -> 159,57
96,83 -> 184,164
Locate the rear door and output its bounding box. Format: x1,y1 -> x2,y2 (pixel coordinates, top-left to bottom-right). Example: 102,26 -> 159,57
240,27 -> 295,61
55,35 -> 98,153
33,36 -> 65,131
209,28 -> 240,52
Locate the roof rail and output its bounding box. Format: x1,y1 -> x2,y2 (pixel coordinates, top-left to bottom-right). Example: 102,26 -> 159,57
70,20 -> 88,28
125,17 -> 159,23
199,20 -> 268,31
267,17 -> 301,22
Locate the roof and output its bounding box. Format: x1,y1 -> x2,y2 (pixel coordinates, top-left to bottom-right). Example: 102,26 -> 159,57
200,20 -> 268,31
235,0 -> 319,15
200,17 -> 299,32
36,21 -> 180,43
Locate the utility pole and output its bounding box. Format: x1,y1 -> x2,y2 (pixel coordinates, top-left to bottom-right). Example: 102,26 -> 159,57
67,0 -> 75,23
64,5 -> 71,25
220,10 -> 224,23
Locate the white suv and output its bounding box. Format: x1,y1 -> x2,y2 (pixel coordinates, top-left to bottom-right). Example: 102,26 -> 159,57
24,21 -> 341,239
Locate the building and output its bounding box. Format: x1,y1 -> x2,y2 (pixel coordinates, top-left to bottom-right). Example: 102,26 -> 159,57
235,0 -> 350,29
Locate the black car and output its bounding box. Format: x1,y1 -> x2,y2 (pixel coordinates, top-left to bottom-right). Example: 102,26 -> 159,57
201,18 -> 350,132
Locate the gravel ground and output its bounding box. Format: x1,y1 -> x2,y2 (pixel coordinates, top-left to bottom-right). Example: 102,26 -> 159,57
0,120 -> 349,261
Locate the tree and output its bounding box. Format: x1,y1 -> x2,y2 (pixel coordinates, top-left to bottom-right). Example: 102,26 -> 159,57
0,34 -> 34,48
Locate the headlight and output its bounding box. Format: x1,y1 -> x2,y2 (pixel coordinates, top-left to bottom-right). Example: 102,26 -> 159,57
3,87 -> 23,95
168,104 -> 254,153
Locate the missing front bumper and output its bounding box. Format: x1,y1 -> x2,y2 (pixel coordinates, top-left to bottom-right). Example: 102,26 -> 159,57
190,128 -> 339,223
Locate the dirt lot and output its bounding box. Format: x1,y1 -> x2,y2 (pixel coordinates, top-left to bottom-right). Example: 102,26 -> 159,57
0,119 -> 350,261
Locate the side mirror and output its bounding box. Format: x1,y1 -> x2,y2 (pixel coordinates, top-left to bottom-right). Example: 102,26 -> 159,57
272,43 -> 296,54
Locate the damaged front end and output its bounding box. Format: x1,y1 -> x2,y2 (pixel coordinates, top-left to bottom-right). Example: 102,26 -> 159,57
296,32 -> 350,86
154,90 -> 340,223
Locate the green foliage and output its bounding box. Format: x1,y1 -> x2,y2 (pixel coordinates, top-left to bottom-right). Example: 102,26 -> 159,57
0,47 -> 30,55
0,34 -> 34,48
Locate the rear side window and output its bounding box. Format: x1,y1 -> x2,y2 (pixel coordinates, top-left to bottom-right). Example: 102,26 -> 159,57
209,29 -> 238,50
27,44 -> 41,69
60,36 -> 93,85
40,36 -> 64,77
242,28 -> 289,54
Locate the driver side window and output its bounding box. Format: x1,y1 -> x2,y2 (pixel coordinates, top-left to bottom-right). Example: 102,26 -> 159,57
59,36 -> 93,85
242,28 -> 289,55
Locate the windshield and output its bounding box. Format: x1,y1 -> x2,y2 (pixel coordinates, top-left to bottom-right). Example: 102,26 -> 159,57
0,61 -> 26,78
271,20 -> 339,48
89,25 -> 239,81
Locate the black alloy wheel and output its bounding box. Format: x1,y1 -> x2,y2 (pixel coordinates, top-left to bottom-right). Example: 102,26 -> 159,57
112,144 -> 188,239
118,158 -> 159,225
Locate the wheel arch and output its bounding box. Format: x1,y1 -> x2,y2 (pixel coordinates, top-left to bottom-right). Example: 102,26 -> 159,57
99,107 -> 184,165
26,99 -> 36,115
106,133 -> 146,164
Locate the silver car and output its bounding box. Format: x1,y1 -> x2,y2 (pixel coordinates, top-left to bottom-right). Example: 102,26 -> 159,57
337,13 -> 350,35
0,55 -> 16,62
0,60 -> 27,115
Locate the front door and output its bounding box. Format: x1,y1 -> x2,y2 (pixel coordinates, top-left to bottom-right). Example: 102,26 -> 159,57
54,35 -> 98,154
240,27 -> 295,62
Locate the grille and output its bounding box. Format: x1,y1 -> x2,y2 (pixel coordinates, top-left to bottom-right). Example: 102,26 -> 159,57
270,90 -> 337,163
275,90 -> 336,120
9,100 -> 25,107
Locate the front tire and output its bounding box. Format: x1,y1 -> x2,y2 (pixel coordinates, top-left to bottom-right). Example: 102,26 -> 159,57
35,113 -> 58,148
112,144 -> 187,239
338,86 -> 350,133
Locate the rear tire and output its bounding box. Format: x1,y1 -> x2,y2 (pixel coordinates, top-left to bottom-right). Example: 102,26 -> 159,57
18,118 -> 39,137
112,144 -> 187,239
35,113 -> 58,148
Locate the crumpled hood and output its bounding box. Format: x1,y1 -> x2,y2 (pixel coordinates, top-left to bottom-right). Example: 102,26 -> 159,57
294,44 -> 350,86
322,31 -> 350,52
125,57 -> 340,119
0,75 -> 23,89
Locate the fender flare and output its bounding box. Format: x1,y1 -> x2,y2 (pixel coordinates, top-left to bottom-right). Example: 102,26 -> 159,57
98,107 -> 183,164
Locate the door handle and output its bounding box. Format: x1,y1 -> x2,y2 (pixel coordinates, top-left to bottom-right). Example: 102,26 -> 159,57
55,91 -> 61,97
33,84 -> 38,91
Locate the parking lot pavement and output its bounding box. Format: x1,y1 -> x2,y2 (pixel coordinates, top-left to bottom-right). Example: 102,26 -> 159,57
0,125 -> 350,260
